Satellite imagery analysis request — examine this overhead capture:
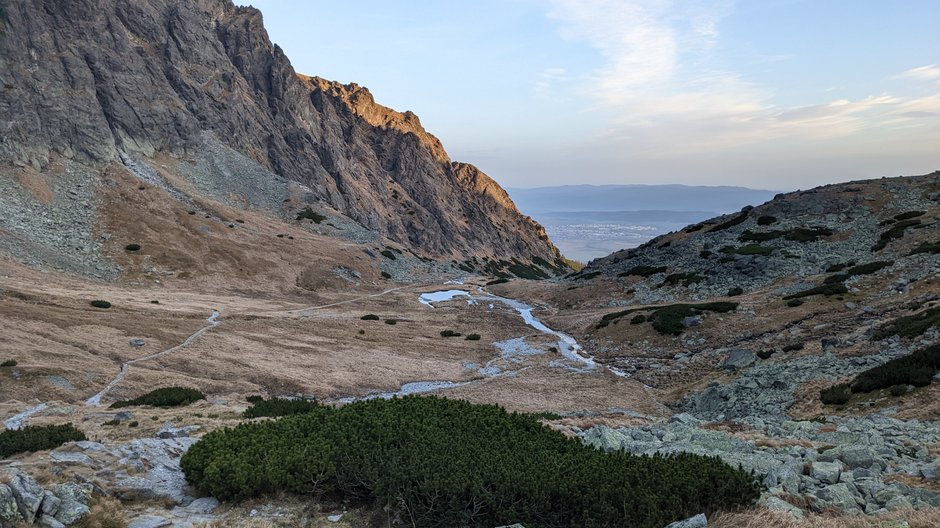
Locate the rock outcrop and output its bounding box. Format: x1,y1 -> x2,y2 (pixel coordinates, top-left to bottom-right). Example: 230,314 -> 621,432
0,0 -> 560,266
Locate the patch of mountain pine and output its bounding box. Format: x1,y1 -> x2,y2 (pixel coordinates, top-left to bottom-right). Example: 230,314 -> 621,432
181,396 -> 759,528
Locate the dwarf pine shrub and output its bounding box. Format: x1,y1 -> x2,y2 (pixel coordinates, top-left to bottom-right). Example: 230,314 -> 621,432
0,424 -> 86,458
111,387 -> 205,408
181,396 -> 759,528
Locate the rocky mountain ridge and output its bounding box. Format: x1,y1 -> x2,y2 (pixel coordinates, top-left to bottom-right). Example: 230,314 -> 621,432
0,0 -> 559,268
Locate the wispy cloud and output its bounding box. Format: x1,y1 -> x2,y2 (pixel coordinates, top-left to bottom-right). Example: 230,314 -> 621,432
896,64 -> 940,81
542,1 -> 939,155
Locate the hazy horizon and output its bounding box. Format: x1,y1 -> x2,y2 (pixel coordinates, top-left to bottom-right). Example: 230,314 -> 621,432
241,1 -> 940,190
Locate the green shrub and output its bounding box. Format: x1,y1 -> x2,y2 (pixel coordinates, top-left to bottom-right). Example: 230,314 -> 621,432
0,359 -> 16,367
824,261 -> 893,284
757,349 -> 775,360
872,307 -> 940,340
618,265 -> 667,278
659,272 -> 705,287
630,314 -> 647,325
782,343 -> 804,352
111,387 -> 206,409
721,244 -> 775,256
873,218 -> 921,251
90,300 -> 112,309
685,223 -> 705,233
820,384 -> 851,405
244,397 -> 325,418
380,271 -> 391,279
440,330 -> 462,338
128,421 -> 139,428
894,211 -> 925,221
465,334 -> 481,341
727,287 -> 744,297
708,210 -> 750,233
784,227 -> 833,242
380,249 -> 397,260
889,384 -> 909,397
102,419 -> 120,426
0,424 -> 86,458
360,314 -> 380,321
181,396 -> 759,528
826,262 -> 854,273
699,250 -> 712,258
910,242 -> 940,255
576,271 -> 602,280
783,283 -> 848,300
756,216 -> 777,226
596,302 -> 737,333
786,299 -> 804,307
486,278 -> 509,286
125,243 -> 141,251
384,319 -> 397,325
509,260 -> 550,280
296,207 -> 326,223
850,344 -> 940,393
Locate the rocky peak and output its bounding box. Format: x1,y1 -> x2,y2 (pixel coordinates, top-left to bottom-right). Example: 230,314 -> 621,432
0,0 -> 561,267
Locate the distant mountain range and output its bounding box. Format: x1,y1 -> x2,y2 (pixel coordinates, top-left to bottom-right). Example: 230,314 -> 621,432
507,184 -> 779,215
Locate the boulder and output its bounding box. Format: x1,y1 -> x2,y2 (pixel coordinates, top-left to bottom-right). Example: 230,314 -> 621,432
128,515 -> 172,528
7,470 -> 45,523
39,490 -> 61,517
814,483 -> 863,514
810,461 -> 842,485
51,482 -> 92,525
665,513 -> 707,528
129,338 -> 146,347
0,484 -> 19,527
761,496 -> 804,518
722,349 -> 756,370
39,516 -> 66,528
155,422 -> 200,439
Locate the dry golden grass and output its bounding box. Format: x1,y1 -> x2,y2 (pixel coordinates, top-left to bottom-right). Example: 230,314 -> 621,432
73,497 -> 127,528
711,507 -> 940,528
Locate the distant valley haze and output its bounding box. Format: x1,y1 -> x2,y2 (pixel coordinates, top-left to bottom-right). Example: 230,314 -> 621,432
507,184 -> 778,261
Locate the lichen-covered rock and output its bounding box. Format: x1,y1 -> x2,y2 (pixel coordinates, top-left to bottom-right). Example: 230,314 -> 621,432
51,482 -> 93,525
6,470 -> 44,523
0,484 -> 19,528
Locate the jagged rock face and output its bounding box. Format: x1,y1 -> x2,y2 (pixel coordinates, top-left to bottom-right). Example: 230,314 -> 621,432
0,0 -> 559,263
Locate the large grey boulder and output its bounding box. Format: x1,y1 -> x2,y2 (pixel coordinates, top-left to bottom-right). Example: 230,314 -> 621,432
128,515 -> 173,528
39,490 -> 61,517
810,461 -> 842,485
7,470 -> 44,523
581,426 -> 626,452
665,513 -> 707,528
51,482 -> 92,525
761,496 -> 804,518
0,484 -> 19,527
722,349 -> 756,370
814,483 -> 863,514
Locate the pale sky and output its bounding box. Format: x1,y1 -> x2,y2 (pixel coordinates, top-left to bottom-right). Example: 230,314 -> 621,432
240,1 -> 940,190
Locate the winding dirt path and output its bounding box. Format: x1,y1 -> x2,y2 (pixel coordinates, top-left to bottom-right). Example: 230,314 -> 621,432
85,311 -> 221,406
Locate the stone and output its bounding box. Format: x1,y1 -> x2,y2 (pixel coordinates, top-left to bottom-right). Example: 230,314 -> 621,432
722,349 -> 756,370
129,338 -> 146,347
811,461 -> 842,485
885,495 -> 913,511
114,411 -> 135,422
49,452 -> 94,466
665,513 -> 707,528
51,482 -> 93,525
0,484 -> 19,527
128,515 -> 173,528
581,426 -> 626,452
40,490 -> 61,517
814,483 -> 863,514
39,517 -> 66,528
155,422 -> 200,439
7,470 -> 45,523
183,497 -> 220,514
682,316 -> 702,328
761,496 -> 804,518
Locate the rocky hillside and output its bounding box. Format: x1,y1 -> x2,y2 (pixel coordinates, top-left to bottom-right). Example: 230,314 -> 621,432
0,0 -> 560,269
